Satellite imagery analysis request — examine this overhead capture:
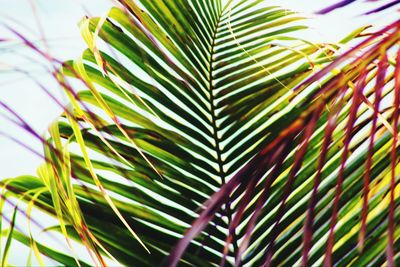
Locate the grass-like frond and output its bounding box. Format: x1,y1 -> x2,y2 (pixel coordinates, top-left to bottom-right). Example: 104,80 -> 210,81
1,0 -> 399,266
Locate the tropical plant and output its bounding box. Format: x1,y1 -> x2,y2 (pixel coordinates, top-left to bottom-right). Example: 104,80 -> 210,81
1,0 -> 400,266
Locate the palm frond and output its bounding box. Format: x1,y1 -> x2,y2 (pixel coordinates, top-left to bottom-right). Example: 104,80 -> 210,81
168,19 -> 400,267
1,0 -> 399,266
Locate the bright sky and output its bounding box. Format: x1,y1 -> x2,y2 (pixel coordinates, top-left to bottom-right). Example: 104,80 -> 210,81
0,0 -> 111,179
0,1 -> 397,264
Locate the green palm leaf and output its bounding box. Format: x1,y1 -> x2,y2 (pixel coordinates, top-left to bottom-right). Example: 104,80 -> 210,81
2,0 -> 400,266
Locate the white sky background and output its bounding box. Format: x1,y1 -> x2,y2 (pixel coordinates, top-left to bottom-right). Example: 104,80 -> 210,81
0,0 -> 397,265
0,0 -> 112,179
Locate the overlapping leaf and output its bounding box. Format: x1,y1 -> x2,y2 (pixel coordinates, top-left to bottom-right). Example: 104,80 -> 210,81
318,0 -> 400,15
2,0 -> 400,266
